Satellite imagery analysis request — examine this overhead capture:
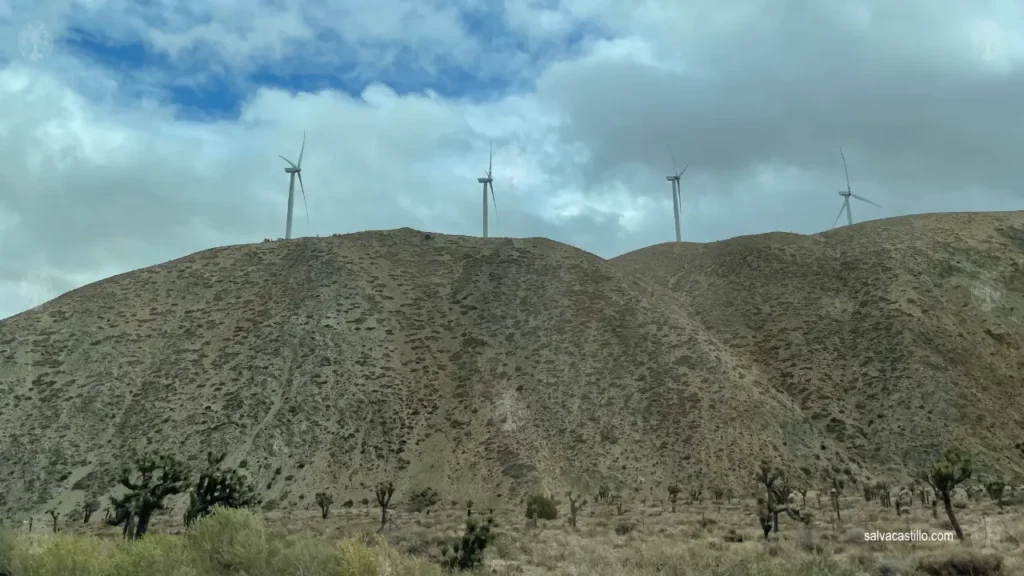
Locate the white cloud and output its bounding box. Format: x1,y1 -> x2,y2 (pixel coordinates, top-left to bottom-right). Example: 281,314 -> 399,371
0,0 -> 1022,319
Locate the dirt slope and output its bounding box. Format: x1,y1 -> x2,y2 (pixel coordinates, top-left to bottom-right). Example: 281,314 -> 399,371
611,211 -> 1024,483
0,213 -> 1022,517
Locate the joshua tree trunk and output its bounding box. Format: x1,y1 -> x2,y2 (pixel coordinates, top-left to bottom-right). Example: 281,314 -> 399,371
941,492 -> 964,541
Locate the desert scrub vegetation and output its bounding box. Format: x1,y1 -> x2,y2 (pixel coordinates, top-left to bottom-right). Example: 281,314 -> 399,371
0,507 -> 443,576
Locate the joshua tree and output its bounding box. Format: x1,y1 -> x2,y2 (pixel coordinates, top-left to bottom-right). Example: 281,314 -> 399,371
46,508 -> 59,533
82,498 -> 100,523
921,448 -> 972,541
315,492 -> 334,519
183,451 -> 261,527
567,492 -> 586,529
754,459 -> 804,535
877,482 -> 892,508
375,481 -> 395,528
823,471 -> 844,522
688,486 -> 703,504
667,484 -> 680,513
115,451 -> 190,539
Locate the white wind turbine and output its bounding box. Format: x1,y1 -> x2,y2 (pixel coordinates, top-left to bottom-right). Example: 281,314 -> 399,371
279,131 -> 309,240
666,147 -> 688,242
477,142 -> 498,237
832,147 -> 880,228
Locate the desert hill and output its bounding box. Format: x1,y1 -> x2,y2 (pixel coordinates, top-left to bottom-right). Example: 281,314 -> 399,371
0,212 -> 1022,518
611,211 -> 1024,482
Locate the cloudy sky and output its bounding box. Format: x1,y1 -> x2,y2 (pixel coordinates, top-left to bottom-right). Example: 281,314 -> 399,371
0,0 -> 1021,319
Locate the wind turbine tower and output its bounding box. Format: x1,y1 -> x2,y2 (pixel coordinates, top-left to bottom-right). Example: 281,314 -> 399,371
477,142 -> 497,238
832,147 -> 880,228
279,131 -> 309,240
666,147 -> 687,242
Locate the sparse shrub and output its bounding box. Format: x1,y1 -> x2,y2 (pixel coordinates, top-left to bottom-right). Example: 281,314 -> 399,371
614,521 -> 635,535
986,480 -> 1006,509
314,491 -> 333,519
711,486 -> 725,501
406,487 -> 440,513
596,483 -> 610,503
723,528 -> 744,542
441,515 -> 495,570
342,499 -> 354,508
524,493 -> 557,522
0,525 -> 13,575
185,506 -> 268,574
916,548 -> 1004,576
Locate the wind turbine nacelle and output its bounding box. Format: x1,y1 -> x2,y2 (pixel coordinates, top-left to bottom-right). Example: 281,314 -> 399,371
286,167 -> 299,174
477,178 -> 491,184
839,191 -> 849,196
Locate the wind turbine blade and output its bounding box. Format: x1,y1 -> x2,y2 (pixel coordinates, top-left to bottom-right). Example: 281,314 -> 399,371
840,147 -> 851,192
297,172 -> 309,224
678,164 -> 688,178
297,130 -> 306,169
831,202 -> 845,229
488,141 -> 493,177
489,181 -> 498,224
668,144 -> 679,174
279,155 -> 297,169
850,193 -> 881,207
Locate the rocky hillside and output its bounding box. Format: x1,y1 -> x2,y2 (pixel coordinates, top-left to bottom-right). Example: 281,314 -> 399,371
0,212 -> 1021,517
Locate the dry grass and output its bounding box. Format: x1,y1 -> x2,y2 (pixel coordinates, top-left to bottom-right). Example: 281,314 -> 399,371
4,493 -> 1023,575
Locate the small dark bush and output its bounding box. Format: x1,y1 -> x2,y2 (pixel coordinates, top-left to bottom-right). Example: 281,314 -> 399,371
916,549 -> 1004,576
441,516 -> 496,570
614,521 -> 635,535
524,493 -> 558,521
406,487 -> 441,513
